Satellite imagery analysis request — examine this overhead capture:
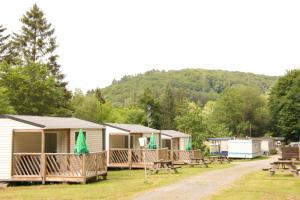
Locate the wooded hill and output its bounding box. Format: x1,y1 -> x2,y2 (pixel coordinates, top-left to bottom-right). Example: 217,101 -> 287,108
102,68 -> 278,106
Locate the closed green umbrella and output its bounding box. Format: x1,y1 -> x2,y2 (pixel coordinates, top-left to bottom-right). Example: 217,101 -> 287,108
185,137 -> 192,150
74,129 -> 89,155
148,133 -> 157,149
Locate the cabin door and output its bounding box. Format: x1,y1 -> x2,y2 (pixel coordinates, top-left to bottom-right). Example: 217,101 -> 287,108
45,133 -> 58,153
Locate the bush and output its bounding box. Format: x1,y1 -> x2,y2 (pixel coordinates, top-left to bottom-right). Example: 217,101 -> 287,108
269,149 -> 277,155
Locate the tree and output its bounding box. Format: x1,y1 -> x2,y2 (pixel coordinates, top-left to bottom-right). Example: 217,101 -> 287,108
175,101 -> 206,149
159,84 -> 176,129
11,4 -> 71,112
0,25 -> 16,64
87,88 -> 106,104
138,88 -> 160,128
212,86 -> 270,137
269,69 -> 300,142
71,90 -> 103,123
13,5 -> 58,74
0,87 -> 15,114
0,62 -> 70,116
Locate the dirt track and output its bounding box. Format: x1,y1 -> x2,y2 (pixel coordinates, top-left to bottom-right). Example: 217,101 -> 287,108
134,158 -> 274,200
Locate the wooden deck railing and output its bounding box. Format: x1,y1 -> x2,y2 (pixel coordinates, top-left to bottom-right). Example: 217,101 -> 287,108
168,149 -> 202,164
12,152 -> 107,183
109,148 -> 200,168
109,148 -> 169,168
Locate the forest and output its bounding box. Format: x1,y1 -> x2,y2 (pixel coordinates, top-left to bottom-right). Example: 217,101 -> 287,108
0,4 -> 299,148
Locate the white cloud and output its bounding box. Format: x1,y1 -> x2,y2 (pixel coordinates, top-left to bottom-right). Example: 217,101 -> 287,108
1,0 -> 299,91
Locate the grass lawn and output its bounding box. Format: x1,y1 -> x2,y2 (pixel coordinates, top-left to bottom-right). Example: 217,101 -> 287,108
0,164 -> 232,200
206,171 -> 300,200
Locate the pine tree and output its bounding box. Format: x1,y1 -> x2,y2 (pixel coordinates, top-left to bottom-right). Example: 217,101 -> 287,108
0,25 -> 10,62
12,4 -> 65,82
160,84 -> 176,129
11,4 -> 71,115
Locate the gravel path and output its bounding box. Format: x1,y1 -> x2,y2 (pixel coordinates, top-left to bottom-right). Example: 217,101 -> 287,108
134,157 -> 274,200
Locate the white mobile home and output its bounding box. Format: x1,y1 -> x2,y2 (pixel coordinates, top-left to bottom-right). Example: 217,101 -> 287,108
260,138 -> 276,155
104,123 -> 161,150
208,137 -> 233,156
104,123 -> 161,168
228,139 -> 262,158
0,115 -> 107,183
161,130 -> 191,150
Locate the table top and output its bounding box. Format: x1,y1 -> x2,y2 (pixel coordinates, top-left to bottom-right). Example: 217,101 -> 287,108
273,160 -> 294,164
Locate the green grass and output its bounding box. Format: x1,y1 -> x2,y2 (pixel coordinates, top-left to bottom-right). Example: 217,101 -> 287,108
206,171 -> 300,200
0,164 -> 232,200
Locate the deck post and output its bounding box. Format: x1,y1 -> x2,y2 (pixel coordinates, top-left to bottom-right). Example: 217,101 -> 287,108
128,149 -> 132,169
41,130 -> 46,184
82,154 -> 86,184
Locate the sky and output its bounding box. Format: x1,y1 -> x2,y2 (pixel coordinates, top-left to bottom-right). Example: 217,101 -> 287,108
1,0 -> 300,91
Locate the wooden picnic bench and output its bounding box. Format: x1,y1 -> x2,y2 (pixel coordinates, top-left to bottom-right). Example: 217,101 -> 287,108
209,155 -> 230,164
188,158 -> 209,168
263,160 -> 300,177
148,160 -> 181,174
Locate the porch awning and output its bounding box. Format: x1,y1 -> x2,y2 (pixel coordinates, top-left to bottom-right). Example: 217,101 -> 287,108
162,134 -> 172,140
109,132 -> 129,136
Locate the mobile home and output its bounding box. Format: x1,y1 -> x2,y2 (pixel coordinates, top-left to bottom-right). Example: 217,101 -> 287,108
208,137 -> 233,156
161,130 -> 191,150
104,123 -> 161,168
228,139 -> 262,158
260,138 -> 276,155
0,115 -> 107,183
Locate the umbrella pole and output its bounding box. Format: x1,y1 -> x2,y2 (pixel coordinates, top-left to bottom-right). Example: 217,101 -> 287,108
143,147 -> 147,183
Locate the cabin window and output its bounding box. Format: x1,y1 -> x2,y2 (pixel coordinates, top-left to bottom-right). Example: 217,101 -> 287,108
75,131 -> 86,143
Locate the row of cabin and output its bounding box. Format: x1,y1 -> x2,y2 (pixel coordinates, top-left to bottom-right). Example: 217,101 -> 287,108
0,115 -> 192,182
208,137 -> 283,158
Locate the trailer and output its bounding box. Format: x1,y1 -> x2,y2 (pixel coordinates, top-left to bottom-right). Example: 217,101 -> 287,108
228,139 -> 262,158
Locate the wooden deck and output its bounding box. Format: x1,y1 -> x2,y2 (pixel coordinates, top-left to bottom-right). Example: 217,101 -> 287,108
109,148 -> 202,168
11,152 -> 107,184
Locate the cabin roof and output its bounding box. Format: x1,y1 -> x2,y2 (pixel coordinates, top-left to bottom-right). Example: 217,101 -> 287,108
161,130 -> 190,138
104,123 -> 160,134
0,114 -> 104,129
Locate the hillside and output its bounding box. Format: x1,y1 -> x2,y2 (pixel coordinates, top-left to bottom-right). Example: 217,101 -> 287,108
102,68 -> 278,106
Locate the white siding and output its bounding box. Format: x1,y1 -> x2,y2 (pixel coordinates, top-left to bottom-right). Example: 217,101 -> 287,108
228,140 -> 262,158
0,118 -> 40,180
70,129 -> 103,153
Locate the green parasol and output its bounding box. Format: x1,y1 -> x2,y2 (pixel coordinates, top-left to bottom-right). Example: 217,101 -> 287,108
185,137 -> 192,150
74,129 -> 89,155
148,133 -> 157,149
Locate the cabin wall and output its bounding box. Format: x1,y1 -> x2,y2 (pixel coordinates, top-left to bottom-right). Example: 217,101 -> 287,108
261,140 -> 275,153
109,135 -> 126,148
173,138 -> 179,150
105,126 -> 128,151
70,129 -> 103,153
57,130 -> 68,153
13,132 -> 41,153
0,118 -> 40,180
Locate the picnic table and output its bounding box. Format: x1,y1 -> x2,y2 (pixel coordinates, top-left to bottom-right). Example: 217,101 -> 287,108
148,160 -> 181,174
263,160 -> 300,177
189,158 -> 209,168
209,155 -> 230,164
